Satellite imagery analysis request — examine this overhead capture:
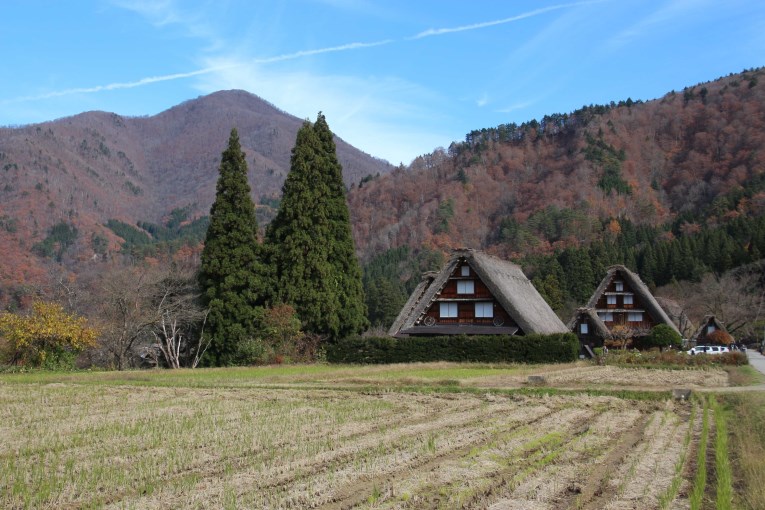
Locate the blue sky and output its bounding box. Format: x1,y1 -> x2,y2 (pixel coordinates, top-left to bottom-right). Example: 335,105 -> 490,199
2,1 -> 764,165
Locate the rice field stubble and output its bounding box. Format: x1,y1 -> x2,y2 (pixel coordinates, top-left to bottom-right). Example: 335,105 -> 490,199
0,363 -> 743,509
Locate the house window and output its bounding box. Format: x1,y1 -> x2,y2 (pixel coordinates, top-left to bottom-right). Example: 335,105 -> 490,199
461,265 -> 470,276
628,312 -> 643,322
457,280 -> 474,294
623,294 -> 633,305
439,302 -> 458,318
707,325 -> 716,334
615,281 -> 624,292
607,295 -> 617,305
580,323 -> 589,334
598,312 -> 614,322
475,302 -> 493,318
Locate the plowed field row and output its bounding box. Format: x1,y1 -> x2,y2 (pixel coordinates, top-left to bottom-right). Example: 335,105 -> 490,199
0,382 -> 709,510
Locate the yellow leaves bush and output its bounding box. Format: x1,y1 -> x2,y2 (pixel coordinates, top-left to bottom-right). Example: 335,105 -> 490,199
0,301 -> 98,367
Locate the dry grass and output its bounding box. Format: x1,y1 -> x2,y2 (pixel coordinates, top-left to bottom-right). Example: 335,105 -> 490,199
722,392 -> 765,510
0,361 -> 753,509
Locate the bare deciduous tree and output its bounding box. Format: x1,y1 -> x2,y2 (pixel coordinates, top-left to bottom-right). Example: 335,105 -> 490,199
657,262 -> 765,341
88,261 -> 209,370
149,269 -> 210,369
608,324 -> 635,350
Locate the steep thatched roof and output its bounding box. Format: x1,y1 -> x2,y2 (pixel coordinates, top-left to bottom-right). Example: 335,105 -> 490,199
586,265 -> 681,336
388,249 -> 568,337
690,315 -> 729,342
566,308 -> 612,339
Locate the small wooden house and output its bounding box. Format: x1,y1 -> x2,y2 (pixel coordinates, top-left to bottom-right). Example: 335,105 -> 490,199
568,265 -> 681,347
388,249 -> 568,337
689,315 -> 731,346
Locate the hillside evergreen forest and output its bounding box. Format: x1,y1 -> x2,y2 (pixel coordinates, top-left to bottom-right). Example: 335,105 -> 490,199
2,68 -> 765,357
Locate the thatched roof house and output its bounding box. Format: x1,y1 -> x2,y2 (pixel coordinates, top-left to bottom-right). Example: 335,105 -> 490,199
569,265 -> 680,346
690,315 -> 730,344
388,249 -> 568,337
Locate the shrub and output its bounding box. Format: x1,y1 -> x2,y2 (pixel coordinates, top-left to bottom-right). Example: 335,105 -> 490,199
326,333 -> 580,364
645,324 -> 681,350
603,349 -> 747,367
0,301 -> 98,369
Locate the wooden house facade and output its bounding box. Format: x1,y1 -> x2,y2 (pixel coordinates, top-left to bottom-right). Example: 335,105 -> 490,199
568,265 -> 681,347
388,249 -> 568,337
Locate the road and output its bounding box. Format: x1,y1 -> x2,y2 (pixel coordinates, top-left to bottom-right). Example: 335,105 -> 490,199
746,348 -> 765,377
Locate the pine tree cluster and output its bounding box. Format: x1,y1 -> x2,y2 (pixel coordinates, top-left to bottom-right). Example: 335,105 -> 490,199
199,116 -> 368,366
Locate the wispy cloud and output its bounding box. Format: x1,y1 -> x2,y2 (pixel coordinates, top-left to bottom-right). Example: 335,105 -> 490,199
252,39 -> 394,64
496,100 -> 536,113
607,0 -> 708,51
194,56 -> 453,164
1,67 -> 234,104
8,2 -> 600,105
413,1 -> 606,39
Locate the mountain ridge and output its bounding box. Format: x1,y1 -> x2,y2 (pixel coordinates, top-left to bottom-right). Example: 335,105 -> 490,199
1,68 -> 765,307
349,67 -> 765,261
0,89 -> 392,296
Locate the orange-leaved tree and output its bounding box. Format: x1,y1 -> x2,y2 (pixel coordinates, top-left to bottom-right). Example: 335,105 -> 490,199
705,329 -> 734,346
0,301 -> 98,369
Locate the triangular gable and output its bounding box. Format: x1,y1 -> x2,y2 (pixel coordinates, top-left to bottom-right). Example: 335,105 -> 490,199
417,257 -> 517,327
567,307 -> 612,339
690,315 -> 729,342
585,265 -> 680,336
389,249 -> 568,337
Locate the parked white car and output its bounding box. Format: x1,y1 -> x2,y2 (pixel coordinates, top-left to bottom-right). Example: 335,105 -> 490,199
687,345 -> 729,355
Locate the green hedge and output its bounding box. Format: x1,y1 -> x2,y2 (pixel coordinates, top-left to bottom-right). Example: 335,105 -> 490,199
326,333 -> 580,364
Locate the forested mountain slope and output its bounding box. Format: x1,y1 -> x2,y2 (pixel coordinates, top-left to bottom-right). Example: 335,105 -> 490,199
0,90 -> 391,298
349,68 -> 765,261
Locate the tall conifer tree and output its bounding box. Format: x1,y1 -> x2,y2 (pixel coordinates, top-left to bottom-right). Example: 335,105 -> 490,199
313,113 -> 369,337
199,129 -> 266,365
267,114 -> 367,339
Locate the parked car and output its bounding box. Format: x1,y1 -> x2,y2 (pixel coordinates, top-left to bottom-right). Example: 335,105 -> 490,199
687,345 -> 729,355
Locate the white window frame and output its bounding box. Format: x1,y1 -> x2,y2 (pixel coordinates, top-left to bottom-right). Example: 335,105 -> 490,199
457,280 -> 474,294
628,312 -> 643,322
460,265 -> 470,276
623,294 -> 633,305
615,281 -> 624,292
439,302 -> 458,318
580,323 -> 589,334
475,302 -> 493,318
598,312 -> 614,322
607,295 -> 617,305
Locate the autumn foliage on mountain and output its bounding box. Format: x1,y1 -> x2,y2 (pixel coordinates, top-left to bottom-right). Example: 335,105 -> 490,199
350,68 -> 765,261
0,91 -> 390,304
1,68 -> 764,317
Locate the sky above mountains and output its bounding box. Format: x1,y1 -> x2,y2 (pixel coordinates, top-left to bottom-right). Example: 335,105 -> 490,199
3,0 -> 764,165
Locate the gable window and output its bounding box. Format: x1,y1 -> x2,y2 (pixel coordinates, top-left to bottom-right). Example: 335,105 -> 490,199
580,323 -> 589,334
615,281 -> 624,292
607,295 -> 617,305
461,265 -> 470,276
628,312 -> 643,322
475,302 -> 493,318
439,302 -> 458,318
598,312 -> 614,322
623,294 -> 633,305
457,280 -> 474,294
707,325 -> 716,334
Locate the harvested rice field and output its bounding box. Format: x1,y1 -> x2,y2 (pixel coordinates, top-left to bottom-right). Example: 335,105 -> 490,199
0,363 -> 746,509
